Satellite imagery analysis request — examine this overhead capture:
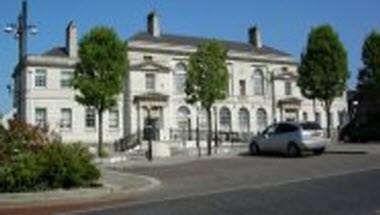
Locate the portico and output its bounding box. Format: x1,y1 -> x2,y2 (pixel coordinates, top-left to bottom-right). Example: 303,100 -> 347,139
278,97 -> 302,122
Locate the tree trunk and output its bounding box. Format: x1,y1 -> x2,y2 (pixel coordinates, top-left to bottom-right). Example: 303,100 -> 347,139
98,109 -> 104,157
313,99 -> 317,122
324,102 -> 332,138
214,108 -> 218,148
206,108 -> 212,156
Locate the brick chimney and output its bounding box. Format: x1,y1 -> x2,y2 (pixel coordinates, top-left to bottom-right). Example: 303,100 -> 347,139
248,25 -> 262,49
147,11 -> 160,37
66,21 -> 78,58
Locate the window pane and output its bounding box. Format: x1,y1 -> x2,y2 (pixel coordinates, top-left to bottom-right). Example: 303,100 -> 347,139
276,123 -> 297,133
301,122 -> 322,130
285,82 -> 292,96
146,74 -> 155,90
35,69 -> 47,87
239,80 -> 246,96
239,108 -> 250,132
35,108 -> 47,128
177,107 -> 190,129
257,109 -> 268,132
254,70 -> 264,95
174,63 -> 187,94
219,108 -> 231,131
175,74 -> 186,94
61,71 -> 73,88
109,110 -> 119,129
85,108 -> 96,128
60,108 -> 72,129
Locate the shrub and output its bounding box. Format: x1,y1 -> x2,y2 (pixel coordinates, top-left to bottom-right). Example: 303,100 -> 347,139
0,121 -> 101,193
0,152 -> 44,192
40,143 -> 100,189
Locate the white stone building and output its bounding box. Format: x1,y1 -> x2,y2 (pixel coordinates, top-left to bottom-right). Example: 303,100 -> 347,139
13,13 -> 347,145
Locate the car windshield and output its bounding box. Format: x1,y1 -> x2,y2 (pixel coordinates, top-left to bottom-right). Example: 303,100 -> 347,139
301,122 -> 322,130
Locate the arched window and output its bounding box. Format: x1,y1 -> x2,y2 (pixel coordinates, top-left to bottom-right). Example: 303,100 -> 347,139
253,69 -> 265,95
256,108 -> 268,132
219,107 -> 231,131
239,108 -> 250,132
174,63 -> 187,94
176,106 -> 191,130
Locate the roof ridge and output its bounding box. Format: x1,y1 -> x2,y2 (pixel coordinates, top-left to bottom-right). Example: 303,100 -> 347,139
129,31 -> 292,57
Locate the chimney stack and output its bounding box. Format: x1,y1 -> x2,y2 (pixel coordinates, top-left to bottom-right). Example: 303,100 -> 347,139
66,21 -> 78,58
147,11 -> 160,37
248,25 -> 262,49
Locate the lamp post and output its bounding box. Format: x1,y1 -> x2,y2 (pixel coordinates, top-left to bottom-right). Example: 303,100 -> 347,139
146,107 -> 153,162
4,0 -> 38,66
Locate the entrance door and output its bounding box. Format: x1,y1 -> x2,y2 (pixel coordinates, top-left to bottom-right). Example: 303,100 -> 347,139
144,117 -> 160,141
143,107 -> 163,141
284,109 -> 298,122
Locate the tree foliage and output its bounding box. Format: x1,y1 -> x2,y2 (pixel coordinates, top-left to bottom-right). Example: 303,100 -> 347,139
73,27 -> 128,155
357,31 -> 380,100
298,25 -> 349,137
185,40 -> 228,155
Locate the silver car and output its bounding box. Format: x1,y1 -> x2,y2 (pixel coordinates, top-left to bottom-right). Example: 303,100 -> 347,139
249,122 -> 328,157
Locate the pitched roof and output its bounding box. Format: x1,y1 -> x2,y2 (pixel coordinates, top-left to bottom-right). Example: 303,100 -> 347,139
42,47 -> 68,57
129,32 -> 292,57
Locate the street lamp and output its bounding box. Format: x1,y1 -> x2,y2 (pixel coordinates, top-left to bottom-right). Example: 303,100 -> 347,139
143,107 -> 154,162
4,0 -> 38,66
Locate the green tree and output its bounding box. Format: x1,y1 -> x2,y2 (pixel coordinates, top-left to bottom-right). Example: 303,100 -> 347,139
185,41 -> 229,156
73,27 -> 128,156
297,53 -> 319,121
357,31 -> 380,100
298,25 -> 349,138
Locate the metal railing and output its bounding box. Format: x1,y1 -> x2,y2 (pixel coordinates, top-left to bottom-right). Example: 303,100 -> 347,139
169,129 -> 255,143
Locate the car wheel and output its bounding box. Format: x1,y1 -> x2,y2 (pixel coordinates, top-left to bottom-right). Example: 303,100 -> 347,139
313,147 -> 325,156
249,142 -> 260,155
287,143 -> 301,157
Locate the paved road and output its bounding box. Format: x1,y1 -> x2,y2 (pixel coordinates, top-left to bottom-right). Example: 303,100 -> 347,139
69,152 -> 380,215
74,168 -> 380,215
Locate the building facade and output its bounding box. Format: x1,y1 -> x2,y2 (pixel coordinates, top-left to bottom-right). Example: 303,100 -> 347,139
13,13 -> 348,145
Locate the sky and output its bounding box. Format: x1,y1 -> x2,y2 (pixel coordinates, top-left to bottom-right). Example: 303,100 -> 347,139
0,0 -> 379,114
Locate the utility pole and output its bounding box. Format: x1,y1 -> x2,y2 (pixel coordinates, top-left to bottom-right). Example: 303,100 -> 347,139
4,0 -> 38,120
4,0 -> 38,66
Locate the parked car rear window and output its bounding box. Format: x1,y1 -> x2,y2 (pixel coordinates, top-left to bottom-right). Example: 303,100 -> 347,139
301,122 -> 322,130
